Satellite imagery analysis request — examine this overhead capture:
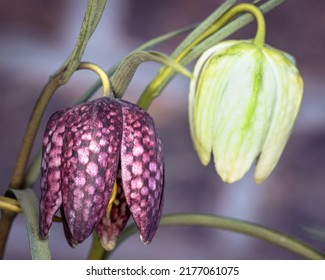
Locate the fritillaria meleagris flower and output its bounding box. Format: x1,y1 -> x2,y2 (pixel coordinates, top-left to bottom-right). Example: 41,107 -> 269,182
189,40 -> 303,184
39,97 -> 164,249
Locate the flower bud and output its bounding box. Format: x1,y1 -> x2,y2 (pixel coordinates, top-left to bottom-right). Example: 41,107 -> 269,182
189,40 -> 303,184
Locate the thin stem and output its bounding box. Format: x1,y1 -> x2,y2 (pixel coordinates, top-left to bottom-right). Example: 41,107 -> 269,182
77,62 -> 111,97
209,3 -> 265,48
0,197 -> 21,214
180,3 -> 265,63
0,211 -> 16,259
169,0 -> 236,60
106,214 -> 325,260
88,234 -> 105,260
0,196 -> 63,221
24,150 -> 42,189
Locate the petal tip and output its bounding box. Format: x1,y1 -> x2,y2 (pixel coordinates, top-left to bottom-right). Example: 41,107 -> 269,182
38,230 -> 48,240
100,239 -> 117,251
254,171 -> 268,185
140,234 -> 151,245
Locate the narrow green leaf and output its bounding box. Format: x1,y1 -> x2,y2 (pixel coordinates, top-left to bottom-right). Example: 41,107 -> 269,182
170,0 -> 237,59
10,189 -> 51,260
111,50 -> 192,97
55,0 -> 107,83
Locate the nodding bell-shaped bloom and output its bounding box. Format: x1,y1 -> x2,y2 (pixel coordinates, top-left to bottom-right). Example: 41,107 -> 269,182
39,97 -> 164,249
189,40 -> 303,184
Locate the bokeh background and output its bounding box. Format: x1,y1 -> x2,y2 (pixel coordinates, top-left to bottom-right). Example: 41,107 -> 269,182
0,0 -> 325,259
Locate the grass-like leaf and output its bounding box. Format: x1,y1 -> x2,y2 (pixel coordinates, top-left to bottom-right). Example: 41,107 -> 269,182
10,189 -> 51,260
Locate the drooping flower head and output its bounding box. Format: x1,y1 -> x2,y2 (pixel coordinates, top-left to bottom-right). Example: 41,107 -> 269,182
39,97 -> 164,249
189,40 -> 303,183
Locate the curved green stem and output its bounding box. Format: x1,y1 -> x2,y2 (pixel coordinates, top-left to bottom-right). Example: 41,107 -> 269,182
0,196 -> 21,214
102,214 -> 325,260
137,0 -> 283,110
77,62 -> 111,97
178,3 -> 265,62
214,4 -> 265,48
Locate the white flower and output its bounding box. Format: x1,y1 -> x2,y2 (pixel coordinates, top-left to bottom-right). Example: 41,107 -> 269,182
189,40 -> 303,184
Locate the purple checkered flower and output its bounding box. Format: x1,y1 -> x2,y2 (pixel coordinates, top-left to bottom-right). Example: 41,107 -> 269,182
39,97 -> 164,249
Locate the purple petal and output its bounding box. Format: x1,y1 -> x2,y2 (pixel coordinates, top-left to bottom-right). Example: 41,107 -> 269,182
60,97 -> 123,245
60,206 -> 76,247
146,138 -> 164,242
39,109 -> 67,239
120,100 -> 164,243
96,171 -> 131,251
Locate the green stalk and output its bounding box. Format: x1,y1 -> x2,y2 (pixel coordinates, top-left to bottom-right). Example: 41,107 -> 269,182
11,189 -> 51,260
102,214 -> 325,260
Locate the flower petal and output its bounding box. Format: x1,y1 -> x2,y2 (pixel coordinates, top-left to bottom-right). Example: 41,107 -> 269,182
60,206 -> 75,247
39,109 -> 67,239
189,40 -> 240,165
197,42 -> 269,183
60,98 -> 123,245
96,172 -> 131,251
120,100 -> 164,243
254,48 -> 303,183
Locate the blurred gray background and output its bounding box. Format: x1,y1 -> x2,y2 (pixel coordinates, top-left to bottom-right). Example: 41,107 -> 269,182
0,0 -> 325,259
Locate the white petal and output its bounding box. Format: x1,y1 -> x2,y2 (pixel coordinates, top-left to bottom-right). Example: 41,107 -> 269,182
189,40 -> 240,165
211,45 -> 270,183
254,48 -> 303,183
